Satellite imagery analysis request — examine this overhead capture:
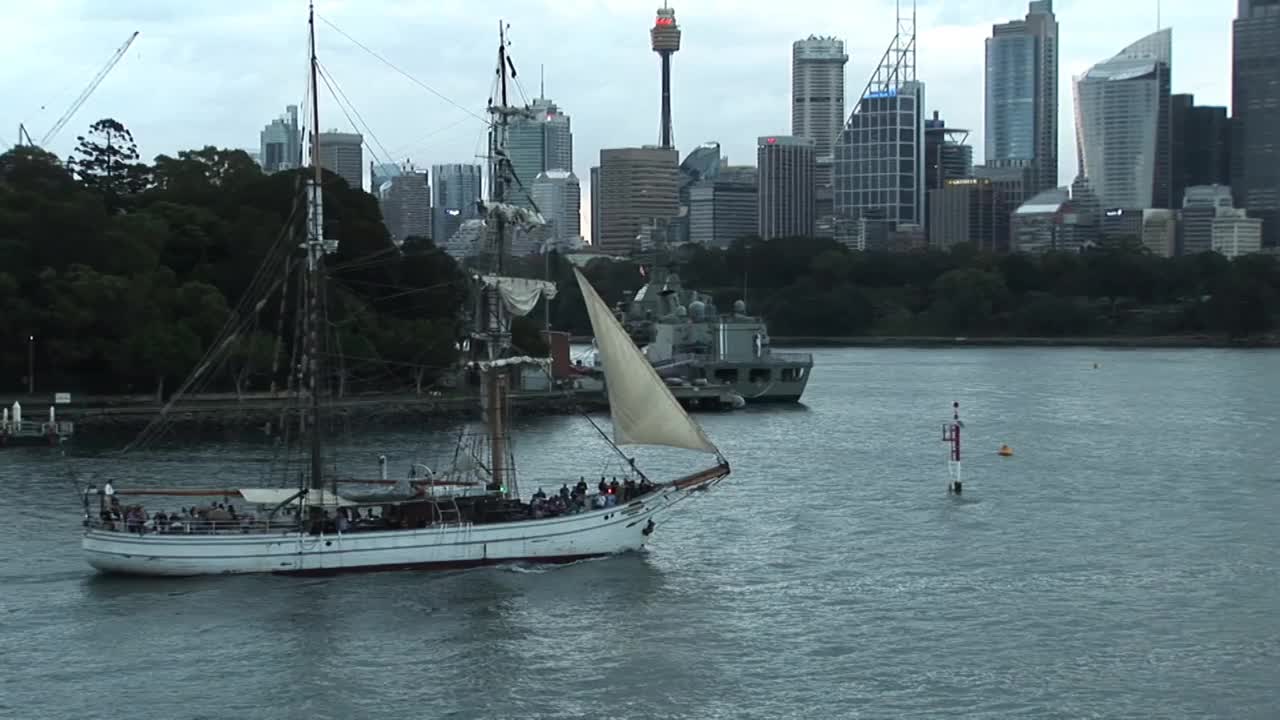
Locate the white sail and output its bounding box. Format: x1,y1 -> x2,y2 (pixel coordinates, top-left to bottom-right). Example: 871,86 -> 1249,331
477,275 -> 557,317
573,268 -> 719,454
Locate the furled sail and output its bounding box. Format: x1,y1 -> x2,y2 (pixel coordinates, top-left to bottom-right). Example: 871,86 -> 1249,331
477,275 -> 557,317
573,268 -> 719,454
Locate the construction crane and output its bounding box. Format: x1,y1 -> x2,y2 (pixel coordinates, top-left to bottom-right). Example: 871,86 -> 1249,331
28,30 -> 139,148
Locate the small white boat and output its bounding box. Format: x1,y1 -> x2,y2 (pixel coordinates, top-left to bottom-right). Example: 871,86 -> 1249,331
77,15 -> 729,577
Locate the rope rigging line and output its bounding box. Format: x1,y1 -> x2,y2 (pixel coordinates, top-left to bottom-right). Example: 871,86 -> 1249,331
315,65 -> 393,176
122,177 -> 308,453
316,61 -> 397,172
316,13 -> 489,126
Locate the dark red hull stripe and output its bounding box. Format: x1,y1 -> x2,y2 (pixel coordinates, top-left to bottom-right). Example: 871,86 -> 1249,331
269,552 -> 611,577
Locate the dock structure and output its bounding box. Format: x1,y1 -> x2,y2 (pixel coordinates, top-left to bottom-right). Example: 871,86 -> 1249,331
1,402 -> 74,447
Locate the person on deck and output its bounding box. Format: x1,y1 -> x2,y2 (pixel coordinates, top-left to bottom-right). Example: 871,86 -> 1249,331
559,484 -> 570,502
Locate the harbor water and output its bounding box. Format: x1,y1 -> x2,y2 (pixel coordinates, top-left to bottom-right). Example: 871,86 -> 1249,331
2,347 -> 1278,719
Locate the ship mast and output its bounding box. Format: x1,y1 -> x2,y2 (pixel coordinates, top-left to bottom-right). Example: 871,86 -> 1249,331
305,2 -> 326,493
482,21 -> 514,496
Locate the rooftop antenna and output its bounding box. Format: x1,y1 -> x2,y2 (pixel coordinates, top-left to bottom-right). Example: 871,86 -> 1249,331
540,63 -> 545,99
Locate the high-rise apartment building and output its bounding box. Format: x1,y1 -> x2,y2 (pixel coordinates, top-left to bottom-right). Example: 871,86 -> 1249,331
431,164 -> 483,246
378,169 -> 431,245
531,170 -> 582,250
589,166 -> 601,247
757,136 -> 816,240
1073,29 -> 1173,209
597,147 -> 678,254
1232,0 -> 1280,247
792,36 -> 848,188
259,105 -> 301,173
508,97 -> 573,208
985,0 -> 1058,194
317,131 -> 364,191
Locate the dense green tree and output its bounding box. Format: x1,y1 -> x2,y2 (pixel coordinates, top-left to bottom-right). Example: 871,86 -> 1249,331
66,118 -> 151,210
0,119 -> 471,395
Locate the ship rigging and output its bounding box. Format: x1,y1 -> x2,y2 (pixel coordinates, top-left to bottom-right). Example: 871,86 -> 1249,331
75,7 -> 730,577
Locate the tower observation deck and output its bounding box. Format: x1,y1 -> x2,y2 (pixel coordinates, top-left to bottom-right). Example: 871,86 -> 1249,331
651,5 -> 681,149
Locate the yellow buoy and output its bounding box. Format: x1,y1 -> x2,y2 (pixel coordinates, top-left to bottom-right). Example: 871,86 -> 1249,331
998,445 -> 1013,457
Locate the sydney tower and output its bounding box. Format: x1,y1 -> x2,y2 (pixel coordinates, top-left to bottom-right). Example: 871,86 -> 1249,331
650,5 -> 681,149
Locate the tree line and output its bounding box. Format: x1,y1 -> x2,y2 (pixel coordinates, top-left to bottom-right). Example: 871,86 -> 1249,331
537,236 -> 1280,341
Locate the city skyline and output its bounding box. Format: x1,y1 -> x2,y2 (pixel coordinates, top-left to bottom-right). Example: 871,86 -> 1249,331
2,1 -> 1236,240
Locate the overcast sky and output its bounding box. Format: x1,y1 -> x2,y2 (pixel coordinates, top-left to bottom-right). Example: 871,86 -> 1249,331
1,0 -> 1235,236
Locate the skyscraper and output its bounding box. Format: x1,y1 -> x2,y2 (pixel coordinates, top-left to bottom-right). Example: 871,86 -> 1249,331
589,166 -> 601,247
925,111 -> 974,190
688,167 -> 758,248
597,147 -> 678,254
317,131 -> 364,190
985,0 -> 1058,194
1232,0 -> 1280,247
1073,29 -> 1173,210
531,170 -> 582,250
370,162 -> 402,194
431,164 -> 483,246
378,169 -> 431,245
507,97 -> 573,208
651,5 -> 681,149
792,37 -> 848,183
833,5 -> 924,248
757,136 -> 816,240
1181,184 -> 1238,256
1170,94 -> 1232,207
928,178 -> 998,250
259,105 -> 300,173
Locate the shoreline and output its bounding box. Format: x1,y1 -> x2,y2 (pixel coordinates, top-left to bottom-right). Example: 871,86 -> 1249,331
769,335 -> 1280,349
0,390 -> 605,433
570,334 -> 1280,349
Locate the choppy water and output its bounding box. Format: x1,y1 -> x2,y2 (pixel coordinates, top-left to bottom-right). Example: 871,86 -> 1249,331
2,348 -> 1278,719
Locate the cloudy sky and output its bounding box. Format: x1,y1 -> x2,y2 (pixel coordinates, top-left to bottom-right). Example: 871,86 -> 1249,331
1,0 -> 1235,234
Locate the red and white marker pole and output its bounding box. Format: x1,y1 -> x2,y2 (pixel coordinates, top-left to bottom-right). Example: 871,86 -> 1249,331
942,401 -> 963,494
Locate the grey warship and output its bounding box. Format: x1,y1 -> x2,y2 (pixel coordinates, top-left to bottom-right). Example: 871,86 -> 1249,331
618,268 -> 813,403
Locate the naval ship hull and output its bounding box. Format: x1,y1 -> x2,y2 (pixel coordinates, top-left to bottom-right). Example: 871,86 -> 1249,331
651,356 -> 813,403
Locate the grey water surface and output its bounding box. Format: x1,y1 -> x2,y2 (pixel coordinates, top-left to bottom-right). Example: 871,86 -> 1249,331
2,347 -> 1278,719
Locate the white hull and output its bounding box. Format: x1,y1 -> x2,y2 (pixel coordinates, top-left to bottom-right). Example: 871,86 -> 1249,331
83,484 -> 702,577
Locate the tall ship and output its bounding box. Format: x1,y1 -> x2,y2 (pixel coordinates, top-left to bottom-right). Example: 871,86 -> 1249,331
77,10 -> 729,577
616,266 -> 813,403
